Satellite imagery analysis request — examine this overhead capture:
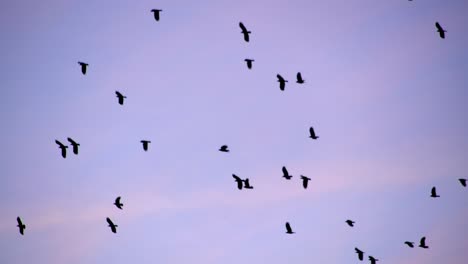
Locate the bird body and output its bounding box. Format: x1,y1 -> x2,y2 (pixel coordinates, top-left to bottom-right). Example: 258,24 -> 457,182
435,22 -> 446,39
151,9 -> 162,21
106,217 -> 118,233
285,222 -> 294,234
141,140 -> 151,151
78,62 -> 88,75
419,237 -> 429,248
369,256 -> 379,264
300,175 -> 311,189
309,127 -> 319,139
296,72 -> 305,84
345,220 -> 355,227
404,241 -> 415,248
355,247 -> 364,261
219,145 -> 229,152
277,74 -> 288,91
114,196 -> 123,210
282,166 -> 292,180
232,174 -> 243,190
115,91 -> 126,105
239,22 -> 251,42
55,140 -> 68,158
245,59 -> 254,69
243,178 -> 254,189
17,217 -> 26,235
430,187 -> 440,198
459,178 -> 467,187
67,137 -> 80,155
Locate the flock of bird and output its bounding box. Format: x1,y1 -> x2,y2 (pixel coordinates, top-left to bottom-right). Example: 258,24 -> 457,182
12,6 -> 464,264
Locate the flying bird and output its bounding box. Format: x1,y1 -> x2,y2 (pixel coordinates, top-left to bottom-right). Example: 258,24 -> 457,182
67,137 -> 80,155
285,222 -> 295,234
219,145 -> 229,152
114,196 -> 123,210
232,174 -> 243,190
435,22 -> 446,39
141,140 -> 151,151
243,178 -> 254,189
369,256 -> 379,264
115,91 -> 126,105
106,217 -> 118,233
345,220 -> 355,227
78,62 -> 88,75
239,22 -> 251,42
16,217 -> 26,235
282,166 -> 292,180
430,187 -> 440,198
459,178 -> 466,187
55,140 -> 68,158
300,175 -> 311,189
309,127 -> 319,139
277,74 -> 288,91
151,9 -> 162,21
244,59 -> 254,69
404,241 -> 415,248
419,237 -> 429,248
355,248 -> 364,261
296,72 -> 305,84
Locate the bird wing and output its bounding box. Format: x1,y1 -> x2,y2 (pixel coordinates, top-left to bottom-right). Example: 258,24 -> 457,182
282,166 -> 288,176
116,91 -> 122,98
309,127 -> 315,137
239,22 -> 247,33
277,74 -> 284,82
232,174 -> 242,181
285,222 -> 292,232
17,217 -> 22,226
67,137 -> 76,145
55,140 -> 64,147
431,187 -> 436,195
420,237 -> 426,245
297,72 -> 302,81
435,22 -> 442,31
115,196 -> 121,204
460,179 -> 467,186
106,217 -> 113,226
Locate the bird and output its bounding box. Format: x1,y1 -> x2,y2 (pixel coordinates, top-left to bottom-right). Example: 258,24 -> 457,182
239,22 -> 251,42
114,196 -> 123,210
243,178 -> 254,189
141,140 -> 151,151
55,140 -> 68,158
285,222 -> 295,234
16,217 -> 26,235
404,241 -> 415,248
115,91 -> 126,105
419,237 -> 429,248
300,175 -> 311,189
244,59 -> 254,69
151,9 -> 162,21
435,22 -> 446,39
355,248 -> 364,261
296,72 -> 305,84
78,62 -> 88,75
459,178 -> 466,187
219,145 -> 229,152
232,174 -> 243,190
106,217 -> 118,233
277,74 -> 288,91
282,166 -> 292,180
430,187 -> 440,198
309,127 -> 319,139
67,137 -> 80,155
345,220 -> 355,227
369,256 -> 379,264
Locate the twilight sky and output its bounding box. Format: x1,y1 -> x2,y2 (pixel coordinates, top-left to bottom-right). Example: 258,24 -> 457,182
0,0 -> 467,263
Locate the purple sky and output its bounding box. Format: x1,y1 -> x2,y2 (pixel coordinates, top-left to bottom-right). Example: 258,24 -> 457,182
1,0 -> 467,263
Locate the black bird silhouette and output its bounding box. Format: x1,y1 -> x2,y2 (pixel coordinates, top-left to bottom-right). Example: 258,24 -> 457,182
67,137 -> 80,155
151,9 -> 162,21
309,127 -> 319,139
300,175 -> 311,189
106,217 -> 118,233
245,59 -> 254,69
285,222 -> 295,234
459,178 -> 467,187
277,74 -> 288,91
55,140 -> 68,158
16,217 -> 26,235
435,22 -> 446,39
232,174 -> 243,190
219,145 -> 229,152
78,62 -> 88,75
114,196 -> 123,210
282,166 -> 292,180
404,241 -> 415,248
419,237 -> 429,248
239,22 -> 251,42
115,91 -> 126,105
355,248 -> 364,261
243,178 -> 254,189
296,72 -> 305,84
430,187 -> 440,198
141,140 -> 151,151
369,256 -> 379,264
346,220 -> 355,227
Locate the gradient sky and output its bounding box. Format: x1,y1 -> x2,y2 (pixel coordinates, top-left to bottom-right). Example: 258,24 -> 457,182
1,0 -> 467,263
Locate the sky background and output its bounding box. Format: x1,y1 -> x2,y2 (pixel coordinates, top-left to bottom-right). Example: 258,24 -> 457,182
0,0 -> 467,263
